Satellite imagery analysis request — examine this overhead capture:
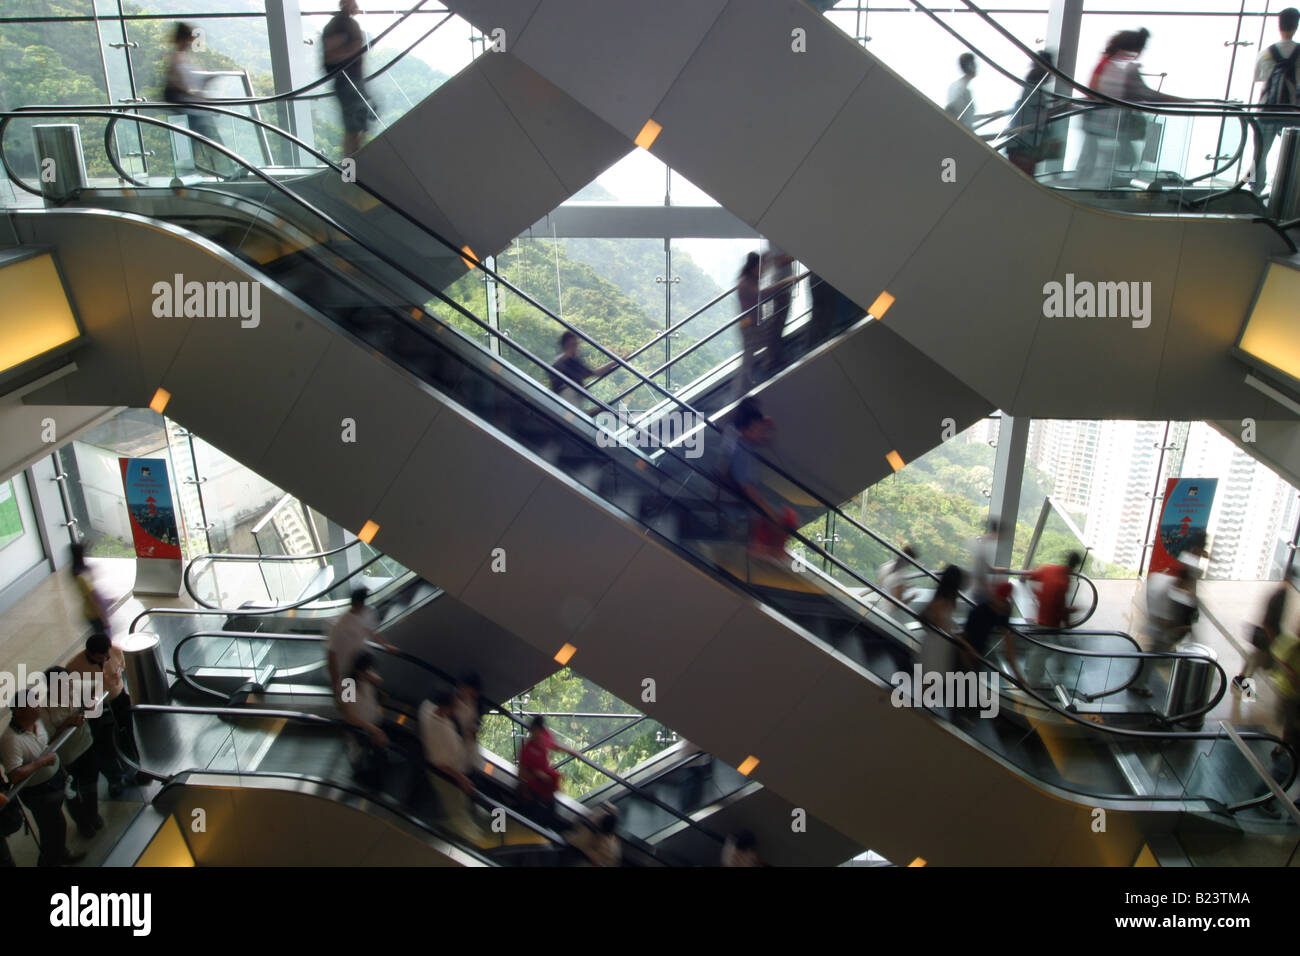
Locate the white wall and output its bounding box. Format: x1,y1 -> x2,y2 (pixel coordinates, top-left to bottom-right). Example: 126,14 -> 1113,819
0,475 -> 45,592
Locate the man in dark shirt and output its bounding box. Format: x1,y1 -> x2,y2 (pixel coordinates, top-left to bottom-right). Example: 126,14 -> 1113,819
962,581 -> 1016,670
549,331 -> 617,405
1235,567 -> 1297,691
322,0 -> 372,156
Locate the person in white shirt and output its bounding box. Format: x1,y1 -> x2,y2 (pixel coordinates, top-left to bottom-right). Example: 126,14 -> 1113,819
1,703 -> 83,866
1248,8 -> 1300,195
879,546 -> 921,621
339,652 -> 388,788
969,519 -> 1007,603
945,53 -> 1005,132
326,587 -> 394,707
418,689 -> 484,844
40,667 -> 100,838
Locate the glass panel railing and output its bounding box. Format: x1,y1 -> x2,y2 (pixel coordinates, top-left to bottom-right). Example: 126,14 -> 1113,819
127,704 -> 567,863
1175,723 -> 1300,865
821,0 -> 1271,219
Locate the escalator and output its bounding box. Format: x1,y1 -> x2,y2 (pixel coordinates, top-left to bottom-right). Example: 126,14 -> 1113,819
3,0 -> 627,294
438,0 -> 1298,437
4,95 -> 1297,865
126,543 -> 844,865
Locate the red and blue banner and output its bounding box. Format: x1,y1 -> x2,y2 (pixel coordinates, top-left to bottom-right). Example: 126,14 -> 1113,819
119,457 -> 182,561
1148,477 -> 1217,575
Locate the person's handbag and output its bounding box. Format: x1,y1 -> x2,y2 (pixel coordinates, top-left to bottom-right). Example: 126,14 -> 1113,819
1251,624 -> 1272,650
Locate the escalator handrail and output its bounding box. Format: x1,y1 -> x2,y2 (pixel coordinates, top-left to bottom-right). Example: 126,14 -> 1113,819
605,270 -> 820,409
133,551 -> 397,632
896,0 -> 1296,120
183,537 -> 393,610
851,0 -> 1264,189
6,115 -> 1288,809
166,628 -> 730,849
888,565 -> 1099,630
123,702 -> 573,859
600,267 -> 815,395
11,0 -> 453,114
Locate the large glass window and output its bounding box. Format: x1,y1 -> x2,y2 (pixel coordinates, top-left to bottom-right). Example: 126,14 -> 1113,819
802,417 -> 1000,586
479,668 -> 678,799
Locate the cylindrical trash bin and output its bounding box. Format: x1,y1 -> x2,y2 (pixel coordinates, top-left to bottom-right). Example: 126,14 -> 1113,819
118,631 -> 168,706
32,124 -> 88,204
1267,126 -> 1300,221
1163,641 -> 1219,728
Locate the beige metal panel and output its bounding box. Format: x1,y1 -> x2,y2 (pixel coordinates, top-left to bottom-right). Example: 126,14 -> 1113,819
568,541 -> 747,701
1210,419 -> 1300,489
657,601 -> 840,751
368,405 -> 544,597
458,476 -> 645,654
830,322 -> 995,468
756,64 -> 995,309
1154,220 -> 1278,418
441,0 -> 543,40
743,328 -> 893,504
0,399 -> 117,484
389,593 -> 560,703
156,285 -> 333,472
15,216 -> 145,406
1014,212 -> 1186,419
660,782 -> 863,867
650,0 -> 873,225
368,60 -> 574,256
476,52 -> 631,198
348,132 -> 465,248
510,0 -> 730,140
876,148 -> 1074,411
257,338 -> 441,532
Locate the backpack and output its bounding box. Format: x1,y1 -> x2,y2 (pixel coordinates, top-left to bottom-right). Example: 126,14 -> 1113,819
1262,44 -> 1300,108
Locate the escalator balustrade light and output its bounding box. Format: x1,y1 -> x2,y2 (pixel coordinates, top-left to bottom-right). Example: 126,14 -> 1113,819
149,388 -> 171,413
868,291 -> 895,319
483,762 -> 494,775
554,643 -> 577,665
460,246 -> 478,270
737,755 -> 760,776
409,307 -> 421,320
635,119 -> 663,150
357,520 -> 380,544
908,857 -> 927,867
886,449 -> 905,472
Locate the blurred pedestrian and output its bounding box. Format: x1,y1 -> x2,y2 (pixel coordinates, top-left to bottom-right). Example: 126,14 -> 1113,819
322,0 -> 375,156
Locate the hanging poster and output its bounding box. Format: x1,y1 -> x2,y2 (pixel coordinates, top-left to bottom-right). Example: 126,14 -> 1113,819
119,457 -> 182,560
1148,477 -> 1218,576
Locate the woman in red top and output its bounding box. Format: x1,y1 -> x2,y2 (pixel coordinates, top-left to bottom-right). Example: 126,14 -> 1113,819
518,716 -> 579,831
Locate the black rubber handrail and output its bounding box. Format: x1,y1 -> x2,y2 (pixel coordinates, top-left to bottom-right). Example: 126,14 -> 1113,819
123,702 -> 579,863
182,537 -> 398,611
166,628 -> 730,850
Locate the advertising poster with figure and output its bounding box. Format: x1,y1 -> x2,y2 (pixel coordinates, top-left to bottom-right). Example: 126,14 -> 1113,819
1148,477 -> 1217,576
119,457 -> 183,595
